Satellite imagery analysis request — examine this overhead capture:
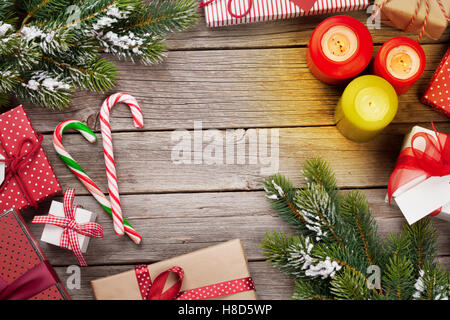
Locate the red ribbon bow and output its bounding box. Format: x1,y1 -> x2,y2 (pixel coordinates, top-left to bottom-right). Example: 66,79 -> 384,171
387,125 -> 450,216
32,189 -> 103,266
199,0 -> 318,18
199,0 -> 254,18
0,133 -> 44,209
135,265 -> 255,300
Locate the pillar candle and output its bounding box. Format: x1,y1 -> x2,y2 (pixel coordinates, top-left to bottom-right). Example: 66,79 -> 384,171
374,37 -> 426,95
306,15 -> 373,85
335,75 -> 398,142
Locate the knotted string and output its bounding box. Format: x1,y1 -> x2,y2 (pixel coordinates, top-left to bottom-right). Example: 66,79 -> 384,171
0,134 -> 44,209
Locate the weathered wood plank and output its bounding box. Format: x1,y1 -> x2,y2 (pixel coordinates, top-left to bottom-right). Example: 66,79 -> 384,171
38,123 -> 450,194
167,11 -> 450,50
24,189 -> 450,266
55,256 -> 450,300
21,44 -> 449,133
54,261 -> 295,300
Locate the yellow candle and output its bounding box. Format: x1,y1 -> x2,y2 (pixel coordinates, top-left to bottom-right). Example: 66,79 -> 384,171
335,75 -> 398,142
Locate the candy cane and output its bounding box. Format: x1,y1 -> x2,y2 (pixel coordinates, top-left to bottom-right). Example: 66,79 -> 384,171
53,119 -> 142,244
100,93 -> 144,236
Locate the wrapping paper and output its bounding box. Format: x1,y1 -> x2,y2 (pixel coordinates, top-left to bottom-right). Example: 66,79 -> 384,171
0,209 -> 70,300
422,48 -> 450,117
388,126 -> 450,224
374,0 -> 450,40
0,106 -> 61,213
202,0 -> 369,27
91,239 -> 257,300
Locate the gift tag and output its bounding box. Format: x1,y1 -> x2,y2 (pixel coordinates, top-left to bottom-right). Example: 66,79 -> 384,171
0,154 -> 4,186
395,175 -> 450,225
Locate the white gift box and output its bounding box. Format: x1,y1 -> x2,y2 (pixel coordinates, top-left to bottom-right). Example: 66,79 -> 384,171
202,0 -> 369,28
388,126 -> 450,224
40,201 -> 97,253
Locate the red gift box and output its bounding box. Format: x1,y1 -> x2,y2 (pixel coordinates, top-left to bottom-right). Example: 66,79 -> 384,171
422,48 -> 450,117
0,209 -> 70,300
0,106 -> 61,213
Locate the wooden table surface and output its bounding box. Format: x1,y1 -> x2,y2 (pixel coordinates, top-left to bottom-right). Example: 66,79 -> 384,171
19,10 -> 450,300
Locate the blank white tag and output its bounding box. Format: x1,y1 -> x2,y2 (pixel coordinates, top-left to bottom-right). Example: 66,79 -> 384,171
395,175 -> 450,225
0,154 -> 4,186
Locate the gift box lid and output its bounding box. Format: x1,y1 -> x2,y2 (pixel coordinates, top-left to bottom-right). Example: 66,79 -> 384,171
0,209 -> 70,300
91,239 -> 257,300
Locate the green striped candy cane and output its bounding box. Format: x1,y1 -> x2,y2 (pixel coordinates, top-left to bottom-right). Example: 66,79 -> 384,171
53,119 -> 142,244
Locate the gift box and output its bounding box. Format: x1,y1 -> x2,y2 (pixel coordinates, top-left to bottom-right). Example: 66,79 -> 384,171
374,0 -> 449,40
91,239 -> 257,300
0,209 -> 71,300
201,0 -> 369,28
0,105 -> 61,214
32,188 -> 103,267
40,199 -> 98,253
387,125 -> 450,224
421,48 -> 450,117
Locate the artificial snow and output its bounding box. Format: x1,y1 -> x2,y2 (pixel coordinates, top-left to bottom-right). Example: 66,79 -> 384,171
0,22 -> 12,37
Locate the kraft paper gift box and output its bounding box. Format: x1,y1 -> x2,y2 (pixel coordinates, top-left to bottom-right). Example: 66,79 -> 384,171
388,126 -> 450,224
0,209 -> 71,300
374,0 -> 450,40
91,239 -> 257,300
40,200 -> 98,253
201,0 -> 369,28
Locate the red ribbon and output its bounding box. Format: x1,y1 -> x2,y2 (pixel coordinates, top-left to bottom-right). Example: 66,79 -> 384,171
135,265 -> 255,300
0,261 -> 58,300
199,0 -> 319,18
387,125 -> 450,216
0,133 -> 44,209
32,189 -> 103,266
199,0 -> 254,18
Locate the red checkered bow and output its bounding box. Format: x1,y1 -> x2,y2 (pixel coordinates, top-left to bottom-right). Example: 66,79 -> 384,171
32,189 -> 103,266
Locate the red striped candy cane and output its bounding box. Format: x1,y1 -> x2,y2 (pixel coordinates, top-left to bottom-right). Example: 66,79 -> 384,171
100,93 -> 144,236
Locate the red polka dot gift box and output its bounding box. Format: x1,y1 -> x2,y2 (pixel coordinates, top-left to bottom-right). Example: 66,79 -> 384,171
0,209 -> 70,300
91,239 -> 257,300
0,105 -> 61,214
422,48 -> 450,117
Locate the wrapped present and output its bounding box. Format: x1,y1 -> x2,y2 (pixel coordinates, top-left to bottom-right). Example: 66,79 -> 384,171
0,106 -> 61,213
200,0 -> 369,28
0,209 -> 71,300
32,189 -> 103,266
374,0 -> 450,40
421,48 -> 450,117
387,125 -> 450,224
91,239 -> 257,300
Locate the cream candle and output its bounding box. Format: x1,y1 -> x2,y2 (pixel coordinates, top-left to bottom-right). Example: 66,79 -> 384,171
335,75 -> 398,142
306,16 -> 373,85
374,37 -> 426,95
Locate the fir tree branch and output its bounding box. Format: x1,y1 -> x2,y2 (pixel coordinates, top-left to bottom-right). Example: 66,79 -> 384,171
264,174 -> 310,234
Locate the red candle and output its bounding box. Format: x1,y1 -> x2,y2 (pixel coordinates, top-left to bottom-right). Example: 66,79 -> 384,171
374,37 -> 426,96
306,16 -> 373,85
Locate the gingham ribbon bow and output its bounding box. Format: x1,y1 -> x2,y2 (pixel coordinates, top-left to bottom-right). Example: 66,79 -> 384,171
32,189 -> 103,266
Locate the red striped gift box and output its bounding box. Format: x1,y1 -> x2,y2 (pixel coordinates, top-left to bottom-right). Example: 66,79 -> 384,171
201,0 -> 370,27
